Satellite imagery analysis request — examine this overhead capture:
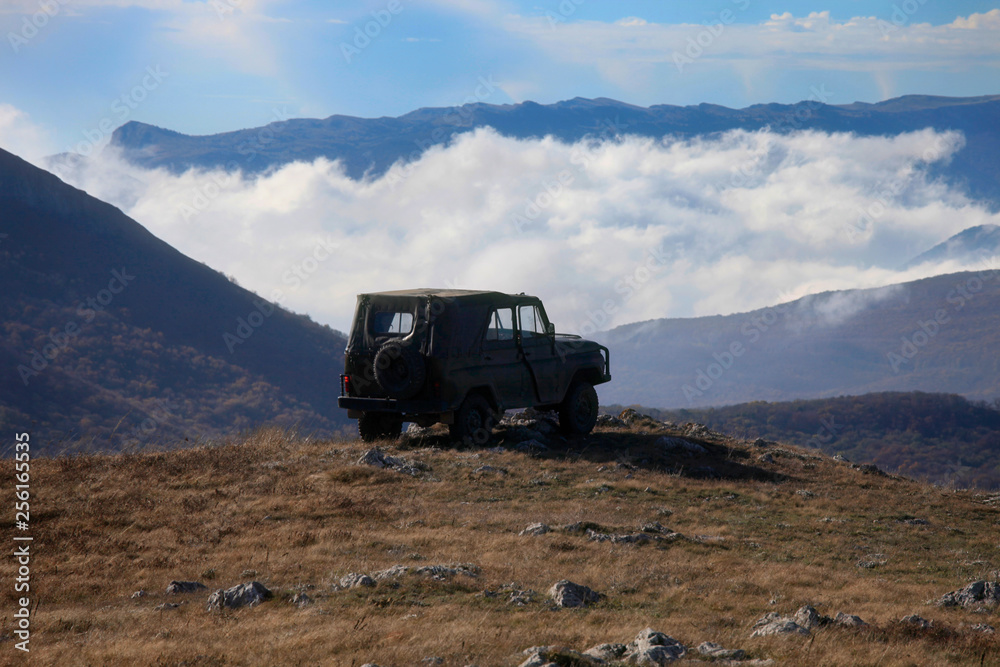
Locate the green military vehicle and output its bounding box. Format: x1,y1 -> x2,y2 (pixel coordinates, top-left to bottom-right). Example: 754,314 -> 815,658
338,289 -> 611,443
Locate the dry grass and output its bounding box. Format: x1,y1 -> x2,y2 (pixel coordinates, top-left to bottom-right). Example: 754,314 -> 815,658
6,423 -> 1000,666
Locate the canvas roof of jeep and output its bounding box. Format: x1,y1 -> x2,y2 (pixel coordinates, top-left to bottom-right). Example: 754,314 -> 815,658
360,289 -> 510,300
351,289 -> 547,356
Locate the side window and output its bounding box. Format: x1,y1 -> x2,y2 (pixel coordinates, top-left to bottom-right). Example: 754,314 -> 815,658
371,311 -> 414,335
485,308 -> 514,342
518,305 -> 546,339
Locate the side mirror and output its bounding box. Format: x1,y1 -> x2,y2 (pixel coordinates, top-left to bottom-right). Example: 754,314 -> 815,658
547,323 -> 555,335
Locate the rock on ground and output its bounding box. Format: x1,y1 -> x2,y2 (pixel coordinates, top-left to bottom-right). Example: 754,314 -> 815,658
697,642 -> 746,660
834,612 -> 867,628
584,643 -> 627,661
900,614 -> 932,629
751,611 -> 811,637
656,436 -> 707,456
206,581 -> 272,611
413,563 -> 480,580
166,581 -> 206,595
624,628 -> 686,664
549,580 -> 601,608
596,414 -> 626,428
520,522 -> 551,536
339,572 -> 376,589
357,448 -> 426,475
937,580 -> 1000,608
519,646 -> 603,667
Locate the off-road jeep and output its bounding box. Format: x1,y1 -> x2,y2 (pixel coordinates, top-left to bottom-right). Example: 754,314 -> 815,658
337,289 -> 611,443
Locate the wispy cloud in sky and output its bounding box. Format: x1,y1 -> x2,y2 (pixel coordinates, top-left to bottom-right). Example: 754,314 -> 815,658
504,9 -> 1000,87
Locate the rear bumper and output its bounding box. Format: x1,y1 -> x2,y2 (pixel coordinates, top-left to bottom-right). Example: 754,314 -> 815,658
337,395 -> 452,416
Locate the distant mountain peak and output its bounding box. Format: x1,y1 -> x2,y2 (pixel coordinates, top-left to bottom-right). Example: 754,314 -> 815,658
903,224 -> 1000,269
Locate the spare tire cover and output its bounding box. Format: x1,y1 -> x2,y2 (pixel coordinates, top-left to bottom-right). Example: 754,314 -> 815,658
373,341 -> 426,399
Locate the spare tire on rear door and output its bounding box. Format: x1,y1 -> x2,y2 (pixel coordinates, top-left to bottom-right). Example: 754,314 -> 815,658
373,340 -> 426,399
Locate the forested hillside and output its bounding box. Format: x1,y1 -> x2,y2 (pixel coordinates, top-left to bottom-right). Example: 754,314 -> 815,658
0,148 -> 351,454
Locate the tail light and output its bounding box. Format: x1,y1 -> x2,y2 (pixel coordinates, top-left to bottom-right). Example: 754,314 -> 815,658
341,374 -> 351,396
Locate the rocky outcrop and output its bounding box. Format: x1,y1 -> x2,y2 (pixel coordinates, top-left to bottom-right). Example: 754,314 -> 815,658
166,580 -> 206,595
750,605 -> 865,637
519,645 -> 603,667
834,612 -> 867,628
549,580 -> 601,608
206,581 -> 272,611
339,572 -> 376,589
751,611 -> 811,637
520,522 -> 551,536
584,643 -> 627,661
937,580 -> 1000,608
624,628 -> 686,664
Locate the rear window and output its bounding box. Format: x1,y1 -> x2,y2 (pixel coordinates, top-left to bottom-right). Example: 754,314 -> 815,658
371,311 -> 414,335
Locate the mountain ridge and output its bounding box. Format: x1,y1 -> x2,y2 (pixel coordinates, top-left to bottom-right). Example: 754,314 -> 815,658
106,93 -> 1000,206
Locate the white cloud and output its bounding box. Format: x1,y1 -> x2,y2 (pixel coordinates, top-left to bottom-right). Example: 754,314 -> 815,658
502,9 -> 1000,86
45,125 -> 1000,337
0,104 -> 55,165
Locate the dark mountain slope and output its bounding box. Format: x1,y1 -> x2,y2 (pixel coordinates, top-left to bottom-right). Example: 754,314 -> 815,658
0,148 -> 350,453
596,270 -> 1000,410
109,94 -> 1000,205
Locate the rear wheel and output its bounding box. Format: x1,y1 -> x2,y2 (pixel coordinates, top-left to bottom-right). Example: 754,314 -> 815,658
449,395 -> 496,445
559,381 -> 598,435
358,412 -> 403,442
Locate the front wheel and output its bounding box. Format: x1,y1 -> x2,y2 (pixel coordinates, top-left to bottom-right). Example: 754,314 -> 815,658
358,412 -> 403,442
559,381 -> 598,435
449,395 -> 496,445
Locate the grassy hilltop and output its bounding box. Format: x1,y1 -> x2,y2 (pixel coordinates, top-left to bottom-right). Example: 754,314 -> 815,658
10,419 -> 1000,665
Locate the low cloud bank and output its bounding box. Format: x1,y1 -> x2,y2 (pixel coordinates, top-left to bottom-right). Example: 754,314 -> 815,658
43,125 -> 1000,333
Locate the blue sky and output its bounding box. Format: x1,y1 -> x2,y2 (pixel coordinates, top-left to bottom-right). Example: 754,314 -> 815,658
1,0 -> 999,154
